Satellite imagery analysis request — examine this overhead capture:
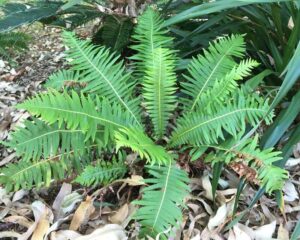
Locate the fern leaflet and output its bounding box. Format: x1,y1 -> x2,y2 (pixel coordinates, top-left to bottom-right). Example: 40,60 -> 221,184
115,128 -> 171,165
75,159 -> 127,187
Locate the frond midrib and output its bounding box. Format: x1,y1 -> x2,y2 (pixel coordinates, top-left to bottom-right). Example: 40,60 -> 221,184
26,106 -> 127,129
71,37 -> 141,126
190,44 -> 235,111
15,129 -> 83,147
171,108 -> 267,143
152,160 -> 172,230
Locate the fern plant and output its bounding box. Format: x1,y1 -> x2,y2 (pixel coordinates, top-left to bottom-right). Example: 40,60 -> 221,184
1,8 -> 288,239
0,32 -> 30,59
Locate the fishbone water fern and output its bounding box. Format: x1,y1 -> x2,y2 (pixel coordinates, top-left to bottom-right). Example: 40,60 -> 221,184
1,8 -> 288,239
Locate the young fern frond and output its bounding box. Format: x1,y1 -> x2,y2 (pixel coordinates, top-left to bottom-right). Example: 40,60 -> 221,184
143,47 -> 177,138
63,31 -> 142,126
197,59 -> 259,113
204,136 -> 288,193
170,92 -> 271,147
181,34 -> 246,111
134,163 -> 189,239
44,69 -> 81,90
17,90 -> 136,143
3,118 -> 86,161
75,159 -> 127,187
131,8 -> 173,76
115,128 -> 171,165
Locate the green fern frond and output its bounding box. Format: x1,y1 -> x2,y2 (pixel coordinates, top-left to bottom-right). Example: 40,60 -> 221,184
197,59 -> 259,113
62,31 -> 142,126
44,69 -> 81,90
0,153 -> 82,191
17,90 -> 136,143
75,159 -> 127,187
170,92 -> 270,146
131,8 -> 173,75
181,34 -> 246,111
115,128 -> 171,165
143,47 -> 177,138
134,162 -> 189,239
3,118 -> 86,161
204,136 -> 288,193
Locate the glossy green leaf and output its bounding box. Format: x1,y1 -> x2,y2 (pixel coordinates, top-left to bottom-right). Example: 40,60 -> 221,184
164,0 -> 292,26
262,91 -> 300,148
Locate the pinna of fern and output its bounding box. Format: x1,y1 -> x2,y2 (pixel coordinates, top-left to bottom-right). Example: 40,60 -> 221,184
0,7 -> 288,239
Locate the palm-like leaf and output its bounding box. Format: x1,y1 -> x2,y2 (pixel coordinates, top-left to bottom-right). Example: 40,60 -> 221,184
63,31 -> 142,126
181,34 -> 246,111
134,163 -> 189,239
17,90 -> 135,142
143,47 -> 177,137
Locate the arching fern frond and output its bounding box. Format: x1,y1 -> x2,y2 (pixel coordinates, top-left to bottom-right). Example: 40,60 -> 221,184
203,136 -> 288,193
75,159 -> 127,187
115,128 -> 171,165
131,8 -> 173,76
17,90 -> 136,143
143,47 -> 177,138
134,162 -> 189,239
63,31 -> 142,126
170,92 -> 271,147
181,34 -> 246,111
0,151 -> 91,192
3,118 -> 86,161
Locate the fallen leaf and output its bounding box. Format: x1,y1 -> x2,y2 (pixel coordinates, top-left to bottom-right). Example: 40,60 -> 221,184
208,204 -> 227,230
283,181 -> 299,202
61,192 -> 82,214
52,183 -> 72,220
0,231 -> 22,238
122,175 -> 144,186
228,226 -> 251,240
4,215 -> 32,228
277,224 -> 289,240
12,189 -> 28,202
69,196 -> 95,231
50,230 -> 81,240
19,201 -> 53,240
202,172 -> 213,200
109,204 -> 129,224
254,221 -> 276,240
